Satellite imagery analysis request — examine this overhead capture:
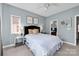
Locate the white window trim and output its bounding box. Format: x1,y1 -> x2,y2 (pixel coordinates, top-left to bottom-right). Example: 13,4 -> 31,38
11,15 -> 21,34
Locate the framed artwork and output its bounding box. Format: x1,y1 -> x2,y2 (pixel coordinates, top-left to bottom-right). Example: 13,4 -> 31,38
66,18 -> 72,30
33,17 -> 39,24
27,16 -> 32,24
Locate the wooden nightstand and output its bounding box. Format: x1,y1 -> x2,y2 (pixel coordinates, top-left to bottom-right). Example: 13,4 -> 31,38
15,36 -> 25,47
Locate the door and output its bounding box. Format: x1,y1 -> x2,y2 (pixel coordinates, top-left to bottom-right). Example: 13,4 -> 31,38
76,16 -> 79,45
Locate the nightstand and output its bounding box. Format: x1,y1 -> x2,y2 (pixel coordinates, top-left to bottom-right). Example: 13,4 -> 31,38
15,36 -> 25,47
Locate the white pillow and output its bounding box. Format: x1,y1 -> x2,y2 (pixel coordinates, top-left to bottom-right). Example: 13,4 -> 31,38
32,29 -> 39,34
28,29 -> 33,34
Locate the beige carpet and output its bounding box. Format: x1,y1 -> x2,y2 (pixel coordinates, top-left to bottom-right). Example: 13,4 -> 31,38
3,43 -> 79,56
55,43 -> 79,56
3,45 -> 33,56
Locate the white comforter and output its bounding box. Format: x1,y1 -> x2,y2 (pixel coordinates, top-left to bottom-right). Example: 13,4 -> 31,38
25,33 -> 63,56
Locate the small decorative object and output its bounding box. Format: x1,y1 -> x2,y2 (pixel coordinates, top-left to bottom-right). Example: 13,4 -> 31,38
33,17 -> 39,24
61,21 -> 65,25
27,16 -> 32,24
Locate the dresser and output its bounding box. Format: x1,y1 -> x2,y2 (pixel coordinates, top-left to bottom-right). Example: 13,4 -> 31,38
51,28 -> 57,36
51,31 -> 57,36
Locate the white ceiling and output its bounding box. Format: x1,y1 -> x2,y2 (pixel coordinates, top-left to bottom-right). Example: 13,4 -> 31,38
8,3 -> 79,17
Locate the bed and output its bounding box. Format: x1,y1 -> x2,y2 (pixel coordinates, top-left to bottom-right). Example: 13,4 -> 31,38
24,25 -> 63,56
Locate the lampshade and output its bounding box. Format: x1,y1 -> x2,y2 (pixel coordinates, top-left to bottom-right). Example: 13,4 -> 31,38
39,25 -> 43,32
20,26 -> 24,34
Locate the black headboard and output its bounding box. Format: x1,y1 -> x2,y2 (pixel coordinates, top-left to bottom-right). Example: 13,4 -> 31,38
24,25 -> 40,35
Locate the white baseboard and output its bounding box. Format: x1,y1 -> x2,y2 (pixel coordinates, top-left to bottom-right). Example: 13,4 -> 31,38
3,44 -> 15,48
63,41 -> 76,46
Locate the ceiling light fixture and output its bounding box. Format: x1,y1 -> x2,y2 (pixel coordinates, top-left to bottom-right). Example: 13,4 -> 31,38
38,3 -> 58,11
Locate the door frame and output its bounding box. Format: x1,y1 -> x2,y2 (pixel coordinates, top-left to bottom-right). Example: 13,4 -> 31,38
50,19 -> 58,36
74,15 -> 79,46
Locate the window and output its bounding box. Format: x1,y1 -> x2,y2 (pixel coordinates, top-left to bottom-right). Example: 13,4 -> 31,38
11,15 -> 21,34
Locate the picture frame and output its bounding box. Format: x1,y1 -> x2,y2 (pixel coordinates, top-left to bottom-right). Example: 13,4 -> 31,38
27,16 -> 32,24
33,17 -> 39,24
66,17 -> 72,30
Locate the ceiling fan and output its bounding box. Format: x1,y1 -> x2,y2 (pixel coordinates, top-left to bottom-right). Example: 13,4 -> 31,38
37,3 -> 58,11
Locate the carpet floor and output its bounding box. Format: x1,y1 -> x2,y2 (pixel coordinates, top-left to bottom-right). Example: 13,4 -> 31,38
3,43 -> 79,56
3,45 -> 33,56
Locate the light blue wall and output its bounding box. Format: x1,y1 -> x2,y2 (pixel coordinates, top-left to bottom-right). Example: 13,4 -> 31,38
0,14 -> 1,55
2,4 -> 46,46
0,3 -> 2,55
0,3 -> 2,40
0,4 -> 2,16
46,5 -> 79,44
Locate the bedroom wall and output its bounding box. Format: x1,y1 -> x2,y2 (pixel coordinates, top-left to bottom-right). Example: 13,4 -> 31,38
45,5 -> 79,45
0,3 -> 2,56
0,4 -> 2,16
2,3 -> 46,46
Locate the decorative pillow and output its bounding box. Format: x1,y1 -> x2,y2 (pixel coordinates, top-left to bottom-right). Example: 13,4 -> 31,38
32,29 -> 39,34
28,29 -> 33,34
